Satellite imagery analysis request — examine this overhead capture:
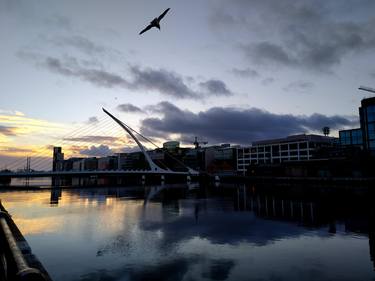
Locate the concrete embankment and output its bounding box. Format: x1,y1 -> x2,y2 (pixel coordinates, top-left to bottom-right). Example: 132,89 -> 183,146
0,200 -> 52,281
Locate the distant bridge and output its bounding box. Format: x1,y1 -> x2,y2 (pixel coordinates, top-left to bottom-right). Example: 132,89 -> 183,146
0,169 -> 197,178
1,108 -> 199,180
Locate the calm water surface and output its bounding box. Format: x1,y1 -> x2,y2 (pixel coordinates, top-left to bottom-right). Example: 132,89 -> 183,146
0,184 -> 374,281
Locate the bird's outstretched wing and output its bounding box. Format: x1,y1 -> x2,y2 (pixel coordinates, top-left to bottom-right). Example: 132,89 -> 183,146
158,8 -> 170,21
139,24 -> 153,35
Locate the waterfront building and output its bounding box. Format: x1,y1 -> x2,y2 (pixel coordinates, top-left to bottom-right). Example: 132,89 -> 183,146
52,147 -> 64,171
339,128 -> 363,148
98,156 -> 118,170
237,134 -> 337,173
359,97 -> 375,153
163,141 -> 180,151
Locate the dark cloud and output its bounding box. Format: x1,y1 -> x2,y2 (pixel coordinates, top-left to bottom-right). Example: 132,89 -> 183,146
284,81 -> 314,92
211,0 -> 375,71
0,125 -> 17,136
117,103 -> 143,113
86,116 -> 99,124
242,42 -> 295,66
129,66 -> 197,98
43,57 -> 129,88
140,102 -> 357,144
24,54 -> 234,100
199,79 -> 233,96
231,68 -> 260,78
80,145 -> 114,157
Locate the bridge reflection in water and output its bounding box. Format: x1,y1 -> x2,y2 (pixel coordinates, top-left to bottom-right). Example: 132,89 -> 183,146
46,183 -> 375,272
1,183 -> 375,281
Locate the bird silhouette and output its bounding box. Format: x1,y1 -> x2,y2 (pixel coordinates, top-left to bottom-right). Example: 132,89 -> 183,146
139,8 -> 170,35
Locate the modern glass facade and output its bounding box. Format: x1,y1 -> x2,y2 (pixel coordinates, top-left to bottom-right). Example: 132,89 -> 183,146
359,97 -> 375,151
339,128 -> 363,147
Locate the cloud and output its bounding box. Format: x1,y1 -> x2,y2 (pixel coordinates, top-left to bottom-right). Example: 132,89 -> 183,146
140,102 -> 357,144
210,0 -> 375,71
283,81 -> 314,92
50,35 -> 106,55
199,79 -> 233,96
43,57 -> 129,88
21,53 -> 234,100
117,103 -> 143,113
242,42 -> 295,66
0,110 -> 68,136
231,68 -> 260,78
261,77 -> 275,86
0,125 -> 17,136
129,66 -> 197,98
80,145 -> 114,157
86,116 -> 99,124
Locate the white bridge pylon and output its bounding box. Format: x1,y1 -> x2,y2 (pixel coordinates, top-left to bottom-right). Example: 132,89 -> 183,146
102,108 -> 198,175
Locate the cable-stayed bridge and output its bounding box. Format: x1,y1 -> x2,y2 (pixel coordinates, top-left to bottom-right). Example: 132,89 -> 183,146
0,108 -> 199,181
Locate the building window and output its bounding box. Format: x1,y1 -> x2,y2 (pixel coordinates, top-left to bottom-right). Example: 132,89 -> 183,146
368,123 -> 375,139
367,105 -> 375,122
289,143 -> 297,150
299,142 -> 307,149
281,144 -> 288,151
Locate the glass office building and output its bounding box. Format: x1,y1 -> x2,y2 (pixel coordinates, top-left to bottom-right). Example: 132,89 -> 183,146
359,97 -> 375,152
339,128 -> 363,147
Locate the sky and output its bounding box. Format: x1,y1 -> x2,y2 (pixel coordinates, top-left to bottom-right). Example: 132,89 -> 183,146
1,0 -> 375,168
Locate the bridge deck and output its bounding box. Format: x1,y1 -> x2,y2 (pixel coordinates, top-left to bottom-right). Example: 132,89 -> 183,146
0,170 -> 199,178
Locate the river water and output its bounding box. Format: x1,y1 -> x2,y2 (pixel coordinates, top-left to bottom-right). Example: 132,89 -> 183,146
0,184 -> 374,281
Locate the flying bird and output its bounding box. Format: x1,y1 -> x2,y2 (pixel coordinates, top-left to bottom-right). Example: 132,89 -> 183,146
139,8 -> 170,35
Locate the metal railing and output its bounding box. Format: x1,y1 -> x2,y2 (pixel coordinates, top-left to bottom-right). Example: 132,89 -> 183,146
0,206 -> 50,281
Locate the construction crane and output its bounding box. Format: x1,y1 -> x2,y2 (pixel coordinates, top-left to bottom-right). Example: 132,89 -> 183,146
193,136 -> 207,149
358,86 -> 375,94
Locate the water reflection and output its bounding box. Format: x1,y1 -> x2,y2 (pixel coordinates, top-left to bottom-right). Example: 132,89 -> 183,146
0,184 -> 374,281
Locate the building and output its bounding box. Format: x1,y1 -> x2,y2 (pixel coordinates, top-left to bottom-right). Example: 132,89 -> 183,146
163,141 -> 180,151
52,147 -> 64,171
97,156 -> 118,170
237,134 -> 337,173
339,128 -> 363,148
359,97 -> 375,153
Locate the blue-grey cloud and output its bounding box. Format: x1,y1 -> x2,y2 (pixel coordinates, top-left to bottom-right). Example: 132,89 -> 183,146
24,54 -> 234,99
80,144 -> 113,156
283,81 -> 314,92
43,56 -> 129,88
129,66 -> 197,98
231,68 -> 260,78
86,116 -> 99,124
117,103 -> 143,113
199,79 -> 233,96
262,77 -> 275,86
140,102 -> 358,144
50,35 -> 106,55
211,0 -> 375,71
